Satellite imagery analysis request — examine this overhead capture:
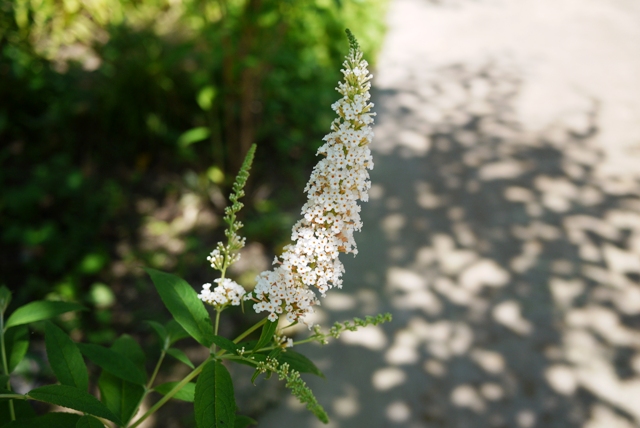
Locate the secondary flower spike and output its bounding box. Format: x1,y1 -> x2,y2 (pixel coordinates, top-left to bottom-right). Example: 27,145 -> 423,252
247,30 -> 375,324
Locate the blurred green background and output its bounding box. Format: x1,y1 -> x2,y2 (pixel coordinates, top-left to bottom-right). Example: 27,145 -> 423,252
0,1 -> 386,422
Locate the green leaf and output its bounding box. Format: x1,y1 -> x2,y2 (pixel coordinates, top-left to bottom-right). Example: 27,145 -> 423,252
154,381 -> 196,402
111,335 -> 146,372
234,415 -> 257,428
212,335 -> 239,354
0,286 -> 11,313
178,127 -> 210,148
145,268 -> 214,347
2,412 -> 80,428
167,348 -> 194,369
98,372 -> 144,426
76,415 -> 106,428
166,320 -> 190,345
250,369 -> 261,385
27,385 -> 120,424
78,343 -> 146,385
194,360 -> 235,428
0,398 -> 36,423
145,320 -> 168,346
237,340 -> 258,350
97,336 -> 147,425
253,320 -> 278,352
278,350 -> 325,378
5,326 -> 29,373
5,301 -> 87,330
44,322 -> 89,391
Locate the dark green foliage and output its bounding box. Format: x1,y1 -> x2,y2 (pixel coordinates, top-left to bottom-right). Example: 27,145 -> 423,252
78,343 -> 146,385
212,335 -> 240,354
98,371 -> 145,426
234,415 -> 258,427
2,412 -> 80,428
76,415 -> 107,428
44,322 -> 89,391
0,0 -> 388,329
5,301 -> 87,329
253,318 -> 278,352
194,360 -> 236,428
277,350 -> 325,378
145,268 -> 215,347
167,348 -> 195,369
97,336 -> 147,426
154,381 -> 196,402
27,385 -> 120,424
0,399 -> 36,425
4,326 -> 28,374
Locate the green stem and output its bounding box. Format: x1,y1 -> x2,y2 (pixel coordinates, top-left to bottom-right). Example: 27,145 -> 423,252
0,394 -> 24,400
231,317 -> 267,344
146,350 -> 166,391
0,310 -> 15,421
214,311 -> 222,337
123,348 -> 167,427
129,356 -> 213,428
0,312 -> 8,376
129,316 -> 268,428
291,336 -> 320,346
212,310 -> 222,353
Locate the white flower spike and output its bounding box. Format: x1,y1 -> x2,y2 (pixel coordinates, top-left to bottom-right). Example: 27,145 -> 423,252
248,30 -> 375,325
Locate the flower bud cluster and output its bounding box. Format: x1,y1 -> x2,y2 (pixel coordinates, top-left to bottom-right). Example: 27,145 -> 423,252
198,145 -> 255,309
247,45 -> 375,324
198,278 -> 246,308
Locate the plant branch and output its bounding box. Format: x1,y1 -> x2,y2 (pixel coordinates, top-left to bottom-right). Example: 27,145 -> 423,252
129,356 -> 213,428
0,310 -> 16,421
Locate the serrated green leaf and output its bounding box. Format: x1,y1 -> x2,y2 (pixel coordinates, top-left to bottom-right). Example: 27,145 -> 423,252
111,335 -> 146,372
234,415 -> 257,428
5,326 -> 28,373
166,320 -> 191,345
5,301 -> 87,330
154,381 -> 196,402
278,350 -> 325,378
253,320 -> 278,352
44,322 -> 89,391
212,335 -> 238,354
195,360 -> 235,428
145,321 -> 168,346
78,343 -> 146,385
27,385 -> 120,424
2,412 -> 80,428
167,348 -> 194,369
76,414 -> 106,428
145,269 -> 214,347
98,371 -> 144,426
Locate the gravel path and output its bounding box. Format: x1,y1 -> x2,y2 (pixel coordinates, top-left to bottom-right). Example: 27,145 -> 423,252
258,1 -> 640,426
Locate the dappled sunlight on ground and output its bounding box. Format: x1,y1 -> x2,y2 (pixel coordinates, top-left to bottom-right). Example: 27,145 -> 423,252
258,0 -> 640,426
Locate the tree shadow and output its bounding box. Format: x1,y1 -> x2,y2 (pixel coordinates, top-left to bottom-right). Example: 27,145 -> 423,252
259,60 -> 640,427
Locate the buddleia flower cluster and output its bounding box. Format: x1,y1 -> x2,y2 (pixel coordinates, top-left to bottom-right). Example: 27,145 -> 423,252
246,30 -> 375,324
197,145 -> 256,310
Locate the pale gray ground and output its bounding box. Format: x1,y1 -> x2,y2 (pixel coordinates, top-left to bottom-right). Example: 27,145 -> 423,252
256,0 -> 640,427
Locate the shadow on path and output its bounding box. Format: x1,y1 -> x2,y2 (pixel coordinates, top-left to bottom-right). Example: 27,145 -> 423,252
260,59 -> 640,428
